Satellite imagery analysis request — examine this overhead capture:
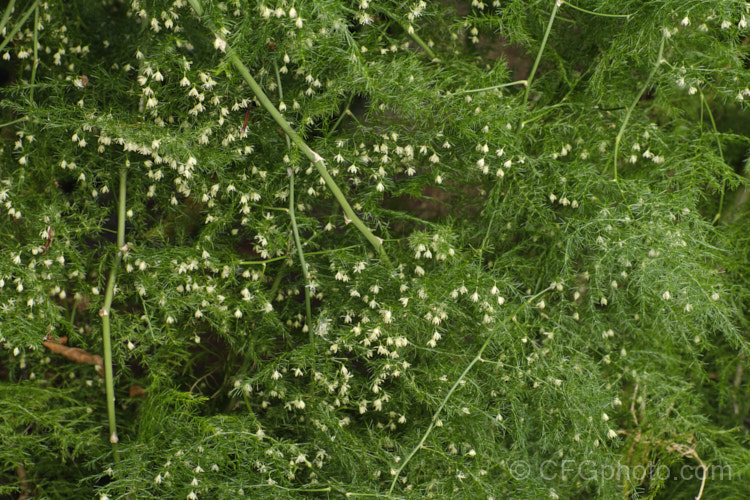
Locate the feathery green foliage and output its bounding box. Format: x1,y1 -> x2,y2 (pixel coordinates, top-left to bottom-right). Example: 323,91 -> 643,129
1,0 -> 750,498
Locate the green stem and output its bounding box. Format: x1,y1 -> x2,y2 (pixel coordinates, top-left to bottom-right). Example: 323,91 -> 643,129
186,0 -> 389,265
28,5 -> 38,104
561,1 -> 631,19
611,33 -> 665,182
268,264 -> 286,300
701,91 -> 727,223
240,244 -> 369,266
523,0 -> 559,103
403,25 -> 437,60
0,0 -> 40,54
0,0 -> 16,37
0,116 -> 28,128
101,164 -> 127,449
275,60 -> 313,340
371,5 -> 437,60
289,170 -> 314,342
326,93 -> 355,138
459,80 -> 528,95
387,287 -> 553,496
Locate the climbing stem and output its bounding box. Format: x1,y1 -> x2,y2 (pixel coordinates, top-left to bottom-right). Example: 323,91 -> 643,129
101,164 -> 127,449
524,0 -> 560,103
611,33 -> 665,181
289,170 -> 313,342
701,92 -> 727,223
275,60 -> 313,339
186,0 -> 389,265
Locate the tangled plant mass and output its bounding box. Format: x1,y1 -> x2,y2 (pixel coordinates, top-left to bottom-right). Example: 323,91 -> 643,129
1,0 -> 750,498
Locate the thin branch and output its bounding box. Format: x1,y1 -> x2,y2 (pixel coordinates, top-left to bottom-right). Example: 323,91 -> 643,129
239,244 -> 371,266
524,0 -> 560,103
457,80 -> 528,95
326,93 -> 355,138
561,1 -> 631,19
274,60 -> 313,338
388,287 -> 553,496
186,0 -> 390,265
0,0 -> 40,54
372,5 -> 438,61
403,25 -> 437,61
0,0 -> 17,38
611,33 -> 666,182
28,6 -> 39,104
0,116 -> 29,128
700,92 -> 727,224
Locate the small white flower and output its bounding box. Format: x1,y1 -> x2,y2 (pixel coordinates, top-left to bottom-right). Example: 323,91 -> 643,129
214,36 -> 227,52
680,16 -> 690,26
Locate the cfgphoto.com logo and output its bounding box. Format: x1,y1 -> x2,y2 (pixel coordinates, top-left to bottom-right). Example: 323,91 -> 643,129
508,459 -> 732,482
